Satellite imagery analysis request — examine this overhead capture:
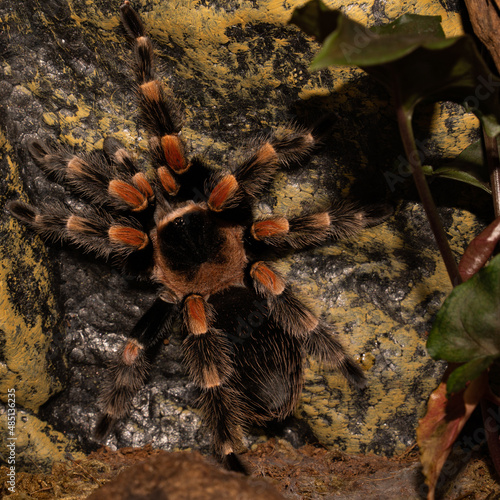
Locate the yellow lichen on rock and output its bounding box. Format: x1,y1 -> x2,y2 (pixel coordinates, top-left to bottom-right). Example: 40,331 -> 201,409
0,410 -> 84,471
0,133 -> 82,468
0,142 -> 62,412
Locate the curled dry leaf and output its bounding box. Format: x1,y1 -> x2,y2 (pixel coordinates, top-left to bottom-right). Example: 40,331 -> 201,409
417,368 -> 488,500
458,217 -> 500,281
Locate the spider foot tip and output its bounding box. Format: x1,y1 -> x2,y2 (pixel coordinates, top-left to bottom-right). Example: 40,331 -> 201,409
94,414 -> 116,441
223,452 -> 249,475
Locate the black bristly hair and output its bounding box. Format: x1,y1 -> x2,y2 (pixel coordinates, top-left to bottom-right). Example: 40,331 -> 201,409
6,1 -> 389,473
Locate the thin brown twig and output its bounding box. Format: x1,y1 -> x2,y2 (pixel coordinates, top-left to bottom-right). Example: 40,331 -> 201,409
393,86 -> 462,287
66,457 -> 101,485
484,130 -> 500,218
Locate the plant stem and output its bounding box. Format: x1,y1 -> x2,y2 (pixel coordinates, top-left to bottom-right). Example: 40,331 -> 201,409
484,130 -> 500,218
395,102 -> 462,287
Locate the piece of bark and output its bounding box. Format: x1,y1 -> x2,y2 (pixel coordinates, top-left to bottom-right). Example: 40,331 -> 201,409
464,0 -> 500,73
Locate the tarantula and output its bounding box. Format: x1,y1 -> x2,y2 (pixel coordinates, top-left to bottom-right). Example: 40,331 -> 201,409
8,2 -> 384,472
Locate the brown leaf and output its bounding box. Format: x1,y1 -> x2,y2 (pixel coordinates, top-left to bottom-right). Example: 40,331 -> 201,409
417,366 -> 488,500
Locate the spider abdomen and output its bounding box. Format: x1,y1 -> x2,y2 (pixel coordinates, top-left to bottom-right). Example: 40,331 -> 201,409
208,287 -> 303,423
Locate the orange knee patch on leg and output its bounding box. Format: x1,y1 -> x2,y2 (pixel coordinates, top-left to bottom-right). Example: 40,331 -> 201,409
67,156 -> 101,183
222,442 -> 234,456
108,179 -> 148,211
112,148 -> 132,166
303,311 -> 319,332
250,262 -> 285,295
202,366 -> 221,388
161,135 -> 187,174
132,172 -> 154,200
251,217 -> 289,240
139,79 -> 161,102
67,156 -> 88,175
157,167 -> 180,195
122,339 -> 144,366
251,141 -> 278,167
208,175 -> 239,212
136,36 -> 152,53
185,295 -> 208,335
108,226 -> 149,250
66,215 -> 98,235
306,212 -> 331,230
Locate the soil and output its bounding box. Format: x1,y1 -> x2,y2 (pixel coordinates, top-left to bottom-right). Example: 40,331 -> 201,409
1,440 -> 498,499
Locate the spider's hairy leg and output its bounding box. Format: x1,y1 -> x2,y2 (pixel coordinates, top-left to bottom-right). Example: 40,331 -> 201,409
251,212 -> 331,249
249,261 -> 365,388
305,322 -> 367,389
27,138 -> 154,213
181,294 -> 248,473
250,201 -> 377,250
120,2 -> 193,197
207,128 -> 316,213
7,200 -> 150,260
250,261 -> 317,335
95,297 -> 178,439
103,136 -> 155,209
206,126 -> 316,213
269,124 -> 317,166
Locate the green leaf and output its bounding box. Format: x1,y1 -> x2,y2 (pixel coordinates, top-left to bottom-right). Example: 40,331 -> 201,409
429,167 -> 491,194
290,0 -> 500,136
428,139 -> 491,194
426,166 -> 491,194
446,356 -> 496,395
370,13 -> 444,38
424,136 -> 500,193
427,253 -> 500,362
314,14 -> 449,69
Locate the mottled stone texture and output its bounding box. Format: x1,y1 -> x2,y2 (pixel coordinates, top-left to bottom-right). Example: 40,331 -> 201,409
0,0 -> 490,470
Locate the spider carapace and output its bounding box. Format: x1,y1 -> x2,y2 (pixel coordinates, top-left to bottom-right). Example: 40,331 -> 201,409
8,1 -> 386,472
